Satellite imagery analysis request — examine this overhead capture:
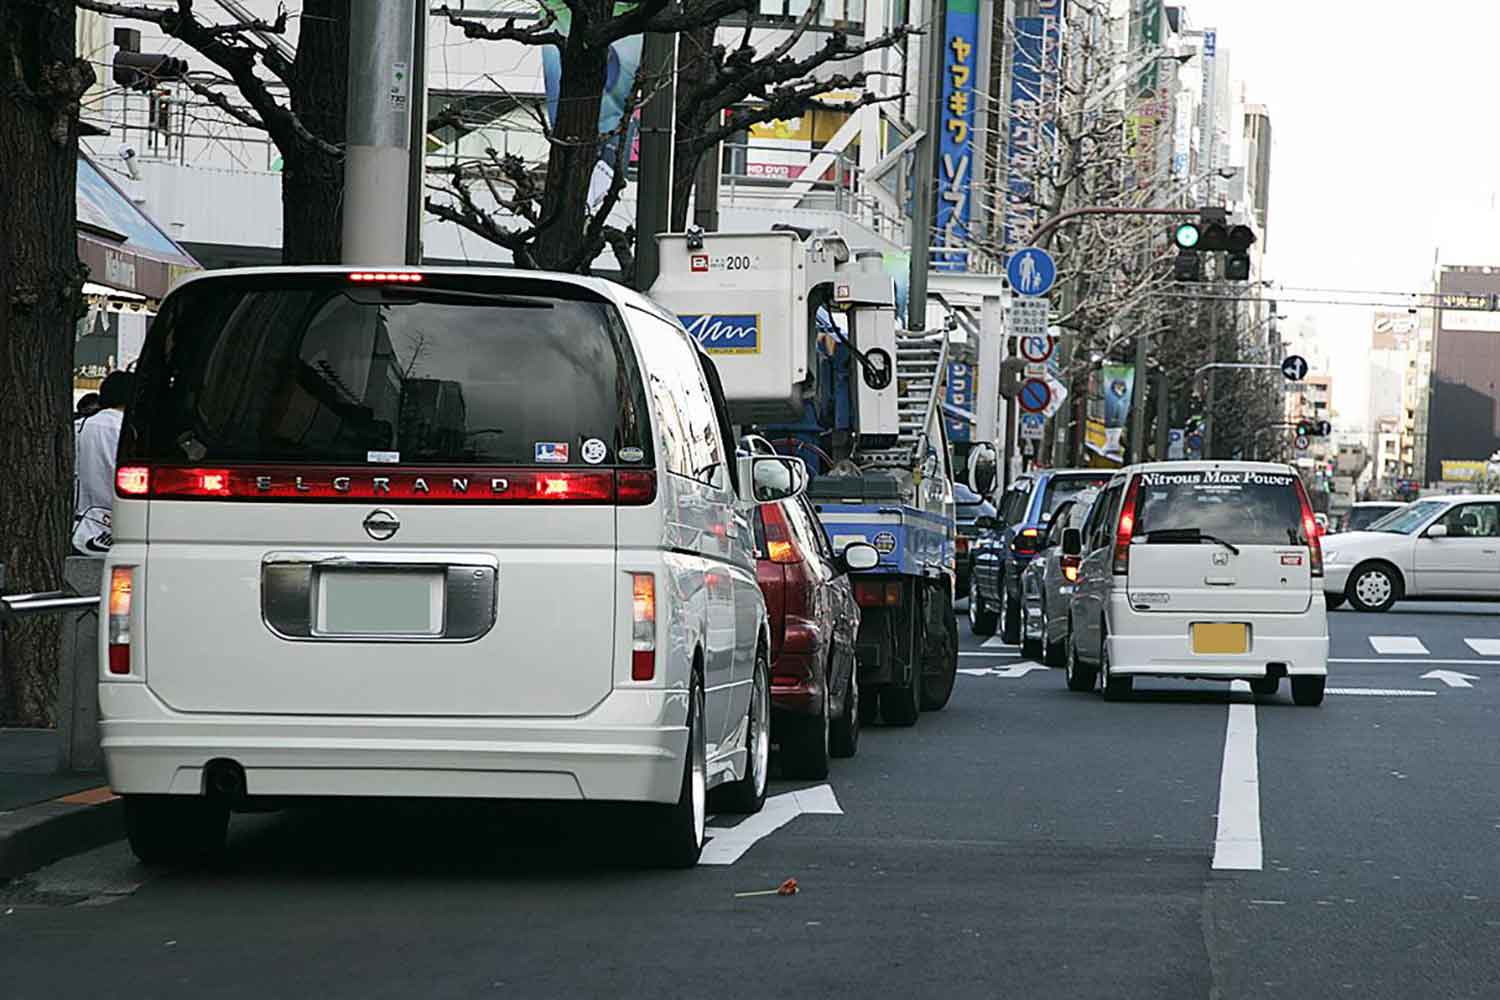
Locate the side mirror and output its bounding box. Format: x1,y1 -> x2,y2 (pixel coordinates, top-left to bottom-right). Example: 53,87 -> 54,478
838,541 -> 880,574
974,515 -> 999,532
1426,523 -> 1448,539
967,442 -> 998,495
1061,528 -> 1082,556
748,455 -> 809,503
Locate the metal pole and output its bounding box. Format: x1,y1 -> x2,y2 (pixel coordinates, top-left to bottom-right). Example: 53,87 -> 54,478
1153,369 -> 1170,459
1203,283 -> 1220,459
633,31 -> 677,290
404,1 -> 428,266
342,0 -> 418,265
906,0 -> 947,331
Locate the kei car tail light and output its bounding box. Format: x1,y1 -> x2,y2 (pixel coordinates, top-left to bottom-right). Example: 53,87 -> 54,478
631,573 -> 656,681
1294,479 -> 1324,578
115,466 -> 150,497
759,503 -> 804,565
853,580 -> 903,607
1012,528 -> 1042,557
1061,554 -> 1081,582
107,566 -> 134,675
1113,476 -> 1141,575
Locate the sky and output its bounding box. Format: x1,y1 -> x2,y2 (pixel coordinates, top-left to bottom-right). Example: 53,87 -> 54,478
1181,0 -> 1500,430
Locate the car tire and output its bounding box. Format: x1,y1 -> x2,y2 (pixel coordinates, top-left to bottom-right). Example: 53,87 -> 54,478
1100,634 -> 1133,701
123,795 -> 229,866
1042,601 -> 1067,667
1325,594 -> 1347,611
712,649 -> 770,814
1064,619 -> 1097,692
880,644 -> 923,728
640,677 -> 707,868
969,587 -> 998,637
1000,582 -> 1022,645
780,683 -> 831,781
1346,562 -> 1401,613
1291,675 -> 1326,707
1250,676 -> 1279,696
920,584 -> 959,711
831,665 -> 860,758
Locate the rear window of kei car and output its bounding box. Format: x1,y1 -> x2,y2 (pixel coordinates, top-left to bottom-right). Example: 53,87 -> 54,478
1039,474 -> 1113,520
120,274 -> 652,468
1133,469 -> 1308,547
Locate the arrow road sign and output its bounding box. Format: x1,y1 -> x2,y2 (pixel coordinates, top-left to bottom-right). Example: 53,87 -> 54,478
1317,419 -> 1332,436
1007,247 -> 1057,297
1018,378 -> 1052,414
1020,334 -> 1055,363
1281,354 -> 1309,381
1422,669 -> 1480,688
958,664 -> 1049,678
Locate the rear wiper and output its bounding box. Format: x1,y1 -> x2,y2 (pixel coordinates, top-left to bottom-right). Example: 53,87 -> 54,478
1139,528 -> 1240,556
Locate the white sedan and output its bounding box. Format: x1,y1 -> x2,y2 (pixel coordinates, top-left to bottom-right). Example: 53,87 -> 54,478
1323,495 -> 1500,611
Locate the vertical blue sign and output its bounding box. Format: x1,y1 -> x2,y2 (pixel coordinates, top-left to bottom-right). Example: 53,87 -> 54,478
1004,4 -> 1061,258
946,360 -> 973,442
935,0 -> 980,271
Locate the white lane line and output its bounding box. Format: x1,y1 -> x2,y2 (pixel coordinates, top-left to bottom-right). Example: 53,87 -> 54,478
1369,635 -> 1429,656
981,636 -> 1013,649
960,650 -> 1021,658
1330,657 -> 1490,665
1327,687 -> 1437,697
1465,639 -> 1500,656
699,784 -> 842,866
1212,680 -> 1262,872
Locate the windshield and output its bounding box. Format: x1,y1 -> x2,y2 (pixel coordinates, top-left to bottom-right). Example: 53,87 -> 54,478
1133,469 -> 1308,546
1040,474 -> 1113,519
122,275 -> 651,468
1371,500 -> 1446,534
1347,505 -> 1403,531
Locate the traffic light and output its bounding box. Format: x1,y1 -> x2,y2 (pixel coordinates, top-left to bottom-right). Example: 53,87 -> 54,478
1172,250 -> 1202,282
1173,221 -> 1201,250
113,51 -> 189,91
1296,419 -> 1332,438
1224,224 -> 1255,281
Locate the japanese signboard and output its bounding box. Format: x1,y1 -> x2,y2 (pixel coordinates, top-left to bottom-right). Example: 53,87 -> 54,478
946,360 -> 973,442
935,0 -> 980,271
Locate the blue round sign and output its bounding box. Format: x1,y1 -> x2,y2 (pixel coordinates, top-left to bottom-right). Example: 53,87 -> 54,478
1007,247 -> 1057,297
1018,378 -> 1051,414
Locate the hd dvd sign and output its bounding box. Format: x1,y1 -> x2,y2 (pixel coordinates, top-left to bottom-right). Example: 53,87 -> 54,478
680,313 -> 761,354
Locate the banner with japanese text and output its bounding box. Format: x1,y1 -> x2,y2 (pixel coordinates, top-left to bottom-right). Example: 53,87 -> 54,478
934,0 -> 979,271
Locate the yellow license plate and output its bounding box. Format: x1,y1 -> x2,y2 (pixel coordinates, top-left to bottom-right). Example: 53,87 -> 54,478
1192,623 -> 1248,655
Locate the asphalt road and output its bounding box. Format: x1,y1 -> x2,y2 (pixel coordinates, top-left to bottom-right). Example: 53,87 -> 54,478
5,600 -> 1500,998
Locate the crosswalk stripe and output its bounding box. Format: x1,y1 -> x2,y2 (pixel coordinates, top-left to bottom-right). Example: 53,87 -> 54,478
1464,638 -> 1500,656
1369,635 -> 1429,656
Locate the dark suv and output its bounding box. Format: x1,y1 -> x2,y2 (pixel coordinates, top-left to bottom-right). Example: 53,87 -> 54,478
970,469 -> 1113,643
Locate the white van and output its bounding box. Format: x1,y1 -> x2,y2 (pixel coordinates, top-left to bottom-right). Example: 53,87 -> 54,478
1062,462 -> 1329,705
100,267 -> 808,867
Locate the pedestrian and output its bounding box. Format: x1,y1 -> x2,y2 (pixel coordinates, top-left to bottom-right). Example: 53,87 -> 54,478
74,392 -> 100,425
73,371 -> 135,555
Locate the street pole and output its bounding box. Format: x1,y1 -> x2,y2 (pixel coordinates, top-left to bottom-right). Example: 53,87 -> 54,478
905,0 -> 947,332
403,1 -> 428,266
1202,281 -> 1220,459
1153,369 -> 1170,459
633,31 -> 677,290
342,0 -> 418,265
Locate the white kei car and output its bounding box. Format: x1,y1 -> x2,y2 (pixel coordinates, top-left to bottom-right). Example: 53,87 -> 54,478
1323,495 -> 1500,612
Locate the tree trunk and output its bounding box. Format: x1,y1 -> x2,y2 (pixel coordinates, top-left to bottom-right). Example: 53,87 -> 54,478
0,1 -> 93,725
533,26 -> 610,271
282,0 -> 349,264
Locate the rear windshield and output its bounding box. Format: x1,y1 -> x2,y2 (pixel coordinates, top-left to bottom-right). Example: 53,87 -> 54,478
1346,505 -> 1401,531
1133,469 -> 1308,546
122,274 -> 651,467
1040,474 -> 1112,519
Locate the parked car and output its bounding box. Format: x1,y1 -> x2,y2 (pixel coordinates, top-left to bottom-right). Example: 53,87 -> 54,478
954,482 -> 996,599
969,468 -> 1114,642
101,266 -> 809,868
1323,494 -> 1500,612
755,489 -> 876,779
1064,462 -> 1329,705
1019,489 -> 1099,665
1333,500 -> 1405,533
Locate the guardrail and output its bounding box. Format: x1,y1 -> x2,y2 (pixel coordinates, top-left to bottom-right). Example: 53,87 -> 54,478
0,591 -> 99,624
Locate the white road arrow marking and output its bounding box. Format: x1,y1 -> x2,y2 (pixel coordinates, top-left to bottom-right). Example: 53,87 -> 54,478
958,663 -> 1048,678
699,784 -> 842,866
1422,669 -> 1480,688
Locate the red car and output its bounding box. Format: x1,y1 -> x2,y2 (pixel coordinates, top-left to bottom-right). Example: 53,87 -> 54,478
755,493 -> 873,779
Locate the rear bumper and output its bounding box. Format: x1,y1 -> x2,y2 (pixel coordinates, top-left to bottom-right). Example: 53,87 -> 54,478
1107,598 -> 1329,680
99,683 -> 688,804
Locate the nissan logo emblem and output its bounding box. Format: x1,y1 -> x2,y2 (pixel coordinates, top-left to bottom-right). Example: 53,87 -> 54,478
363,509 -> 400,541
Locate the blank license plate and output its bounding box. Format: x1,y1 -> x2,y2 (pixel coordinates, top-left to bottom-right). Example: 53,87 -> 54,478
1192,623 -> 1248,655
317,570 -> 444,636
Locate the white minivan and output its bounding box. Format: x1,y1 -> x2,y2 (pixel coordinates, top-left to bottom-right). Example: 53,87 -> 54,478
1063,462 -> 1329,705
100,267 -> 807,867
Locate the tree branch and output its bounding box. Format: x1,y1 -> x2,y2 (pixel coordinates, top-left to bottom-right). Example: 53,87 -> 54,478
436,4 -> 564,47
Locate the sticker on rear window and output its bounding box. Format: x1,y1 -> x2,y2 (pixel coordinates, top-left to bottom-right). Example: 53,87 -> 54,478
620,446 -> 645,463
580,438 -> 608,465
368,450 -> 400,464
536,442 -> 569,464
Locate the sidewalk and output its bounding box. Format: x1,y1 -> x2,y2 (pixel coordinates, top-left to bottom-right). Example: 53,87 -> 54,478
0,727 -> 121,880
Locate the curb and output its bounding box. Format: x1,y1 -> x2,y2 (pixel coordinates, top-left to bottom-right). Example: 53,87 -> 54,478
0,787 -> 123,881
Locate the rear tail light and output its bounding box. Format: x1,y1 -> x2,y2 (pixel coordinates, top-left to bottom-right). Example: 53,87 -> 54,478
1012,528 -> 1043,557
760,503 -> 804,565
107,567 -> 134,675
1062,554 -> 1081,582
853,580 -> 903,607
631,573 -> 656,681
956,536 -> 970,555
1113,476 -> 1141,575
110,466 -> 653,504
1294,479 -> 1324,578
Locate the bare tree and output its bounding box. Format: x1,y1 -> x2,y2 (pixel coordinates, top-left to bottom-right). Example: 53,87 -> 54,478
1,0 -> 95,724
